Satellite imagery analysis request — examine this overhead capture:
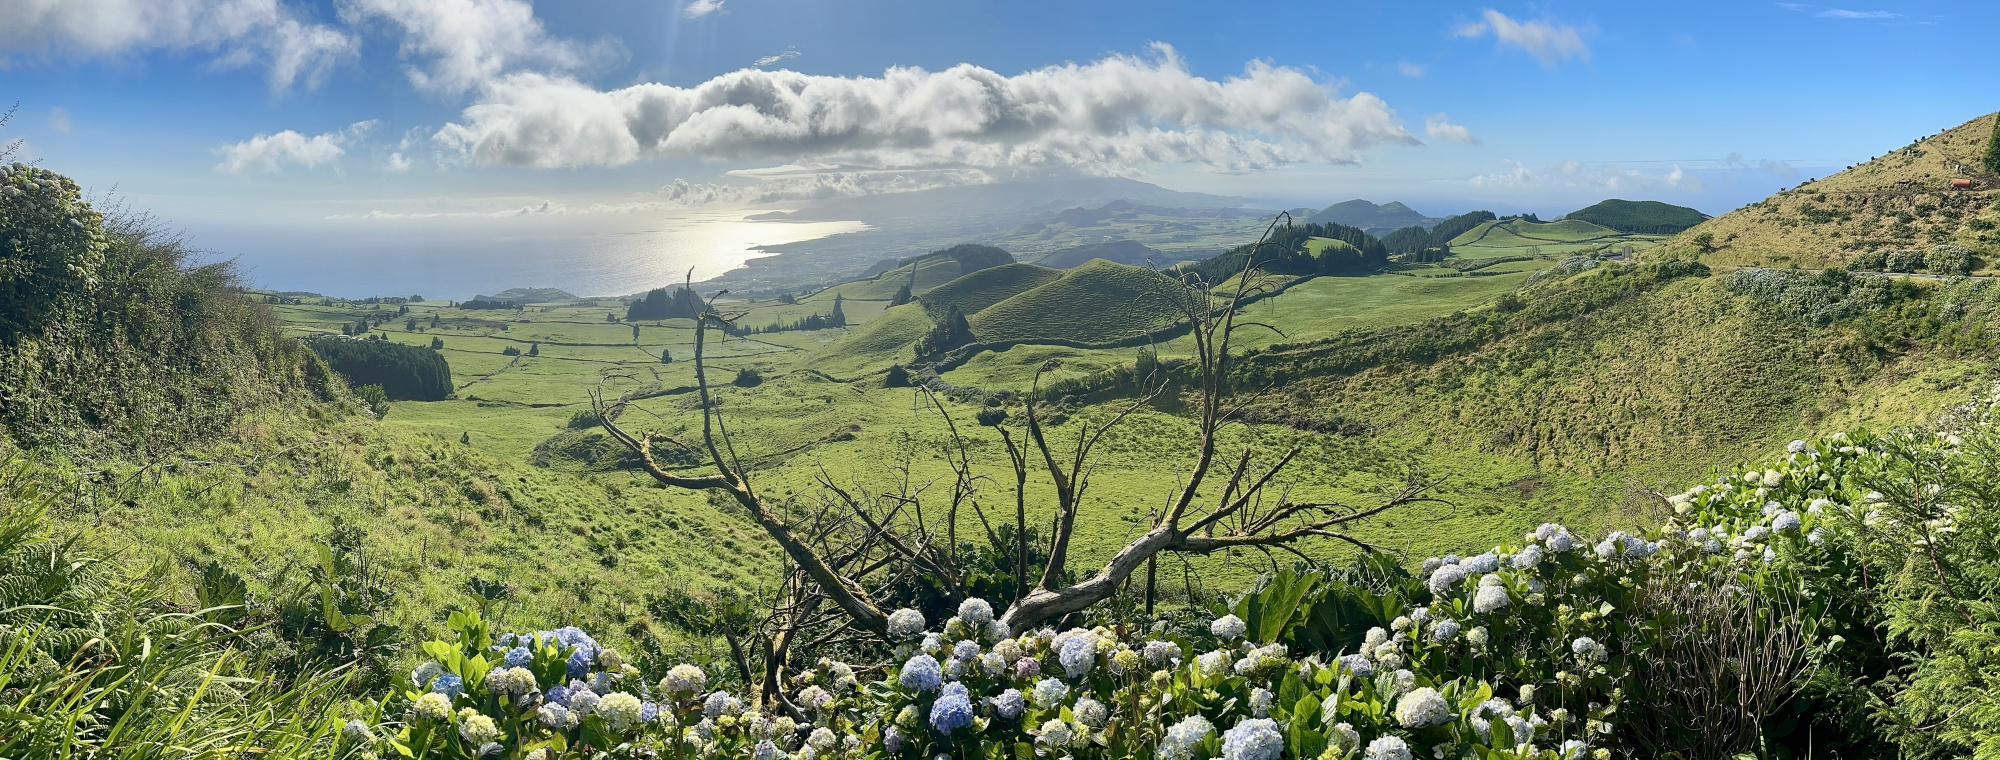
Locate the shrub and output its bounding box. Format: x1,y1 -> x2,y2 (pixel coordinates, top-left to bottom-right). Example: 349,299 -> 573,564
884,364 -> 912,388
0,164 -> 108,343
732,367 -> 762,387
354,384 -> 391,417
309,338 -> 453,401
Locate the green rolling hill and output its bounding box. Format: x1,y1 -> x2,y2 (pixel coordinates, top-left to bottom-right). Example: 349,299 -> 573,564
1563,199 -> 1709,234
968,259 -> 1191,344
917,263 -> 1064,320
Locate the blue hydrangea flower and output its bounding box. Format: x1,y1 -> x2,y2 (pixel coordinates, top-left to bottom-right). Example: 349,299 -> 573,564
566,648 -> 594,680
430,673 -> 464,698
941,681 -> 969,699
1221,718 -> 1283,760
547,685 -> 570,706
504,646 -> 532,669
1059,634 -> 1097,679
1337,654 -> 1375,677
640,701 -> 659,723
929,691 -> 974,734
899,655 -> 943,693
1032,677 -> 1068,709
989,688 -> 1024,720
952,640 -> 981,661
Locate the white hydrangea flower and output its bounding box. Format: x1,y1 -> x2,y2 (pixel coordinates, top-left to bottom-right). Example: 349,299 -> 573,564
1197,649 -> 1234,677
1394,687 -> 1451,728
1328,722 -> 1361,753
1773,511 -> 1802,532
1364,735 -> 1413,760
1249,687 -> 1273,717
1158,715 -> 1215,760
1074,697 -> 1108,727
1787,439 -> 1808,454
1221,718 -> 1283,760
1210,614 -> 1247,640
1031,677 -> 1068,709
597,692 -> 644,733
957,598 -> 994,625
887,609 -> 926,639
1036,719 -> 1073,748
410,692 -> 452,721
1364,627 -> 1389,647
1474,584 -> 1510,614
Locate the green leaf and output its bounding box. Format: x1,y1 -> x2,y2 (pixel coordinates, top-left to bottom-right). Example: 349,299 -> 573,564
1278,670 -> 1306,709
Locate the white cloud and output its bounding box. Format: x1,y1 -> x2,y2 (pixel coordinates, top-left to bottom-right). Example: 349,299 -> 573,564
1453,9 -> 1590,67
683,0 -> 725,19
1424,114 -> 1478,144
47,107 -> 69,133
431,44 -> 1418,176
386,152 -> 413,171
1396,62 -> 1424,77
1467,158 -> 1696,192
1816,9 -> 1898,18
216,119 -> 375,174
340,0 -> 620,95
753,48 -> 801,68
0,0 -> 355,91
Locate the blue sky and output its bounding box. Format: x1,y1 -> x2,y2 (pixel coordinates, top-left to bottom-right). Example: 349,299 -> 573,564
2,0 -> 1994,292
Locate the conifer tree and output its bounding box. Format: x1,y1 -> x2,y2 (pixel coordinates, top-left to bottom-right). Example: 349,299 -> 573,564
831,294 -> 847,327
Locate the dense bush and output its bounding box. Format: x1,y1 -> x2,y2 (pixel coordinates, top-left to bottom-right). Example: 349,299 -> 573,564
310,338 -> 454,401
628,288 -> 705,321
1723,267 -> 1916,325
0,168 -> 314,452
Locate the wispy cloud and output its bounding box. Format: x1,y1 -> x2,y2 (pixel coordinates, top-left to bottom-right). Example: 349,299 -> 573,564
1452,9 -> 1590,67
217,119 -> 376,175
430,43 -> 1420,176
1396,61 -> 1423,77
338,0 -> 623,95
1467,158 -> 1695,192
0,0 -> 355,92
1425,114 -> 1479,145
752,47 -> 800,68
683,0 -> 725,19
46,106 -> 69,133
1815,9 -> 1899,18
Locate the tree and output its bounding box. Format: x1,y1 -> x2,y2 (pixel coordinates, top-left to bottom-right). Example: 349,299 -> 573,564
430,336 -> 444,349
913,306 -> 975,361
777,292 -> 797,305
660,348 -> 673,364
405,318 -> 417,331
429,314 -> 441,328
889,284 -> 914,307
627,287 -> 702,321
1985,116 -> 2000,175
830,294 -> 847,328
528,342 -> 539,356
632,324 -> 641,342
593,212 -> 1439,709
883,364 -> 911,387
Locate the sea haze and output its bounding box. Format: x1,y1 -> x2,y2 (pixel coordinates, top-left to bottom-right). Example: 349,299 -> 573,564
193,210 -> 869,300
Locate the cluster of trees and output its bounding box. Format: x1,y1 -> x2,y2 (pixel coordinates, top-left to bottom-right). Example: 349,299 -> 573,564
308,338 -> 453,401
1176,220 -> 1389,285
1379,210 -> 1497,255
1564,199 -> 1708,234
458,298 -> 521,311
1848,244 -> 1976,275
913,305 -> 975,360
625,287 -> 704,321
500,342 -> 540,357
747,296 -> 847,334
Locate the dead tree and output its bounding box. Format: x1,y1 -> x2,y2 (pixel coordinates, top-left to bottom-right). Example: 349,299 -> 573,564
597,214 -> 1440,665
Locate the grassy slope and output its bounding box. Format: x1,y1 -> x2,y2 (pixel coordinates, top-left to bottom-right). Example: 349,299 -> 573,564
802,303 -> 934,376
1563,199 -> 1707,233
918,263 -> 1063,320
1680,112 -> 2000,270
813,256 -> 969,301
969,259 -> 1187,343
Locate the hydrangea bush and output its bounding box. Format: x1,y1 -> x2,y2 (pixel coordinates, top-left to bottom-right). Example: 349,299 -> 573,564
340,389 -> 2000,759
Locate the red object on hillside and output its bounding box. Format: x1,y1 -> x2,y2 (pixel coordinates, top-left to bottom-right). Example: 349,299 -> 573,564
1952,178 -> 1974,189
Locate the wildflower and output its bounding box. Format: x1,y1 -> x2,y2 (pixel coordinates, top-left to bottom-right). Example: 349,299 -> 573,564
1249,687 -> 1273,717
342,720 -> 373,744
1036,719 -> 1074,748
958,598 -> 994,625
458,713 -> 501,746
1474,584 -> 1510,614
1773,511 -> 1801,533
663,664 -> 707,695
431,673 -> 465,698
899,655 -> 943,692
1364,736 -> 1413,760
1143,639 -> 1181,666
1032,677 -> 1069,708
1210,614 -> 1247,640
930,690 -> 974,734
1197,649 -> 1234,677
990,688 -> 1025,720
1221,718 -> 1283,760
1395,687 -> 1451,728
1059,633 -> 1098,678
1431,618 -> 1461,642
888,609 -> 927,639
1158,715 -> 1214,760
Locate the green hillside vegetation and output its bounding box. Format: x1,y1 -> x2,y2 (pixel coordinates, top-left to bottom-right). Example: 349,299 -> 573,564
1659,113 -> 2000,271
802,302 -> 934,375
1380,210 -> 1497,254
812,244 -> 1014,302
916,263 -> 1063,320
1031,239 -> 1160,268
969,259 -> 1191,344
1564,198 -> 1708,234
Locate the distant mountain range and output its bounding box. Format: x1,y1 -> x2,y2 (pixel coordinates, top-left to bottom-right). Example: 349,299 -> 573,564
1032,239 -> 1162,268
1306,199 -> 1443,234
749,177 -> 1251,224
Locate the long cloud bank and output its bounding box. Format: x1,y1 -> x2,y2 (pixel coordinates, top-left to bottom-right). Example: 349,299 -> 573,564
431,44 -> 1420,174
